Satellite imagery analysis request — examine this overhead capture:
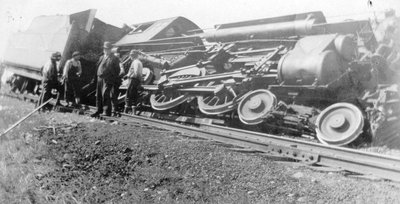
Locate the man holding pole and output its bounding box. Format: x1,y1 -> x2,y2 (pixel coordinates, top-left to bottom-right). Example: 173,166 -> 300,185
39,51 -> 63,110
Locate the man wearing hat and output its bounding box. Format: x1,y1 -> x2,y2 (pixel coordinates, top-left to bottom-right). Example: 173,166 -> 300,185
39,51 -> 63,109
63,51 -> 82,107
91,41 -> 121,117
124,49 -> 143,114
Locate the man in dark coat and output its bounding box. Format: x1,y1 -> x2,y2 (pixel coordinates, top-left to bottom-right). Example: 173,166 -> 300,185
39,52 -> 63,110
63,51 -> 82,107
91,42 -> 120,117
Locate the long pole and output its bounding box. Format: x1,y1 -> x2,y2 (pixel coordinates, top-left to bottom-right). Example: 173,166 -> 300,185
0,98 -> 53,137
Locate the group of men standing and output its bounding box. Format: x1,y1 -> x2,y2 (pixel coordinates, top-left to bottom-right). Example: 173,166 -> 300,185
39,41 -> 143,117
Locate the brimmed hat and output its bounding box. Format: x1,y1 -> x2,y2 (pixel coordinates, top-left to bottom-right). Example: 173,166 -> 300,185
51,52 -> 61,59
103,41 -> 112,49
129,49 -> 140,55
72,51 -> 81,57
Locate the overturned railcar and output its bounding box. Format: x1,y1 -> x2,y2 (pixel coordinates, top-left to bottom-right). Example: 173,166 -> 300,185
114,11 -> 400,147
2,9 -> 125,103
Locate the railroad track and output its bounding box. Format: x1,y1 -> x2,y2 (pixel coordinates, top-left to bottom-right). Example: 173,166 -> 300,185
107,113 -> 400,182
2,92 -> 400,182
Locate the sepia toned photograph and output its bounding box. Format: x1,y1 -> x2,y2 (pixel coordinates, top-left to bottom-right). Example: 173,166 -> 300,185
0,0 -> 400,203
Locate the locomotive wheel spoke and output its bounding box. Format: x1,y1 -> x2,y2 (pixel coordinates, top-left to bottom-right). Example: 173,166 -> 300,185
150,92 -> 188,111
197,81 -> 239,115
150,66 -> 204,111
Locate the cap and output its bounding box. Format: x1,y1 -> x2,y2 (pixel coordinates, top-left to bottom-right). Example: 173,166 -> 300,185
103,41 -> 112,49
51,52 -> 61,59
72,51 -> 81,57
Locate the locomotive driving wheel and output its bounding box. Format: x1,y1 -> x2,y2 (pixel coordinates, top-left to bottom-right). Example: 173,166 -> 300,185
150,92 -> 188,111
237,89 -> 277,125
197,85 -> 239,115
150,67 -> 202,111
316,103 -> 364,146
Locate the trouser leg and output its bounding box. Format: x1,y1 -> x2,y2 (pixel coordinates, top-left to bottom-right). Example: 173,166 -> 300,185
64,80 -> 74,104
103,82 -> 113,115
125,79 -> 140,106
41,82 -> 52,110
55,82 -> 62,104
96,77 -> 104,113
125,79 -> 133,107
64,80 -> 69,103
37,90 -> 43,108
111,83 -> 119,113
74,81 -> 81,106
131,79 -> 140,107
66,80 -> 80,106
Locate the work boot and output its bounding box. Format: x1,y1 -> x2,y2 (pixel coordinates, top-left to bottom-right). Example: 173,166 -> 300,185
90,111 -> 102,117
124,106 -> 132,114
102,112 -> 112,117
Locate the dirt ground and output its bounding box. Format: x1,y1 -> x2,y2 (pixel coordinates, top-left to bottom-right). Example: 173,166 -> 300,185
1,96 -> 400,203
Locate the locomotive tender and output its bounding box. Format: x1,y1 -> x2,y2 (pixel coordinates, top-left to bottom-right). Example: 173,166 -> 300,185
2,9 -> 126,103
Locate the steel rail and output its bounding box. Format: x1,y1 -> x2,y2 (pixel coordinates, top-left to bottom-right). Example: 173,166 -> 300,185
115,113 -> 400,182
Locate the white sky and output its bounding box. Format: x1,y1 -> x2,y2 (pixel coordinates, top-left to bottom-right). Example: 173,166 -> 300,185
0,0 -> 399,59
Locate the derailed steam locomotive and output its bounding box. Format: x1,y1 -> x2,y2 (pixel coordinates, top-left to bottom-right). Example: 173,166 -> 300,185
115,11 -> 400,147
3,10 -> 400,147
